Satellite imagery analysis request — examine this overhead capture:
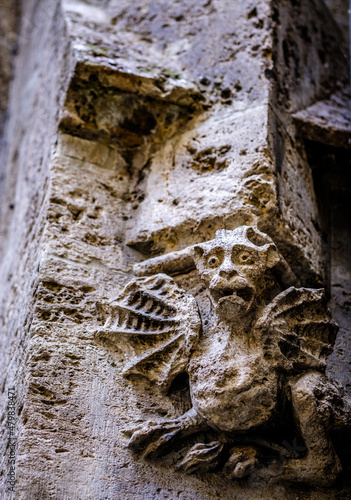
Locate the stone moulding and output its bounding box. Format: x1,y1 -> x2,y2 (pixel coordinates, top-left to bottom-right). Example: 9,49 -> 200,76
96,225 -> 351,486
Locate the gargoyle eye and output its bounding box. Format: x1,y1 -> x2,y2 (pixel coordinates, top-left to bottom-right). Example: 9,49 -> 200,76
207,255 -> 220,268
238,251 -> 254,264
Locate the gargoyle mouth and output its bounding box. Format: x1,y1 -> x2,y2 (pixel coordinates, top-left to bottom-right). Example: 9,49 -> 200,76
211,285 -> 254,307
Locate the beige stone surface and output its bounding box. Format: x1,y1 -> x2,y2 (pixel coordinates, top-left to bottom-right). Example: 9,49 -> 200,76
0,1 -> 350,499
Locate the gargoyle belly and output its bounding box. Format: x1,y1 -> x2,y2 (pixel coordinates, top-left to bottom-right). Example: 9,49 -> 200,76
189,359 -> 278,433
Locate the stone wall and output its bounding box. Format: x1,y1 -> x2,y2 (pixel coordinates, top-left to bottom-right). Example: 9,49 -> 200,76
0,1 -> 350,499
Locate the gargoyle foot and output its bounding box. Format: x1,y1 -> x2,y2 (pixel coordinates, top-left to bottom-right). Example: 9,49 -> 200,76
176,441 -> 224,474
128,408 -> 206,458
223,445 -> 258,480
282,373 -> 343,487
247,374 -> 344,487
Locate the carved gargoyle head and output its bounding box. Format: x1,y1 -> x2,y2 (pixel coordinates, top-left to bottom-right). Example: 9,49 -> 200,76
193,226 -> 291,319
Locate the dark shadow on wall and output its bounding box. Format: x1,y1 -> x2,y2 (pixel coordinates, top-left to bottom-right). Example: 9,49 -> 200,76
306,140 -> 351,396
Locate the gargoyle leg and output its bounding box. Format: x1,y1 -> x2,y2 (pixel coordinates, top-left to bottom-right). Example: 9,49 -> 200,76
283,373 -> 342,487
128,408 -> 207,458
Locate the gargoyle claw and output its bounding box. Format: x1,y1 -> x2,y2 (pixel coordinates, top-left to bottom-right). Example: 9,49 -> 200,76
176,441 -> 224,474
223,446 -> 258,479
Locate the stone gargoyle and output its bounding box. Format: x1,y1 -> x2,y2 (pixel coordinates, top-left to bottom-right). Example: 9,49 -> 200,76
96,226 -> 351,486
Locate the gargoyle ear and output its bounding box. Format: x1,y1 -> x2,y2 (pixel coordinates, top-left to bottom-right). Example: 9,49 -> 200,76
264,244 -> 297,286
193,245 -> 205,263
265,244 -> 281,269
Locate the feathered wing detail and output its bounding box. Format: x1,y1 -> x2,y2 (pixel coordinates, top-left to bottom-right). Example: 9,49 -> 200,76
95,274 -> 201,393
254,287 -> 338,373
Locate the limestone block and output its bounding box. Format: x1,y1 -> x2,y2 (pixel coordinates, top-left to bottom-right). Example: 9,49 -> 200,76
0,0 -> 350,498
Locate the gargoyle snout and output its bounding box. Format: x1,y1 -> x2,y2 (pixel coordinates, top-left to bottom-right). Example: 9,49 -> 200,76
218,260 -> 238,280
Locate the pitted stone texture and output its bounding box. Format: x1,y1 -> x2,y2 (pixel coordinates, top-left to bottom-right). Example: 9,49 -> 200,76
57,0 -> 345,285
0,0 -> 350,499
62,0 -> 272,110
46,134 -> 132,272
125,106 -> 274,255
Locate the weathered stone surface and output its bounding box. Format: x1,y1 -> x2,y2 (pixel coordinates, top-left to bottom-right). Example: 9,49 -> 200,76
293,89 -> 351,149
0,0 -> 20,138
0,1 -> 350,499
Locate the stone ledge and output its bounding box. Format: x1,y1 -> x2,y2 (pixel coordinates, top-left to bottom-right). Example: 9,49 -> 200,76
293,90 -> 351,149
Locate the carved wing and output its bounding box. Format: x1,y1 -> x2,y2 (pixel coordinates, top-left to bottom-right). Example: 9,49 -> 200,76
96,273 -> 201,393
254,287 -> 338,373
